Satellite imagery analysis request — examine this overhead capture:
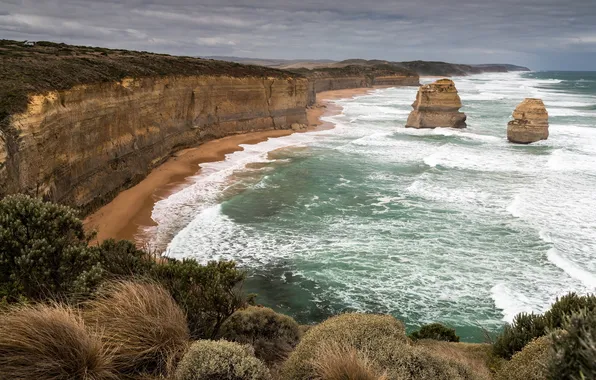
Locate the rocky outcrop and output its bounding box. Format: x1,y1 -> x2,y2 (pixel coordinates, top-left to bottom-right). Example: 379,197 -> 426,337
0,75 -> 308,212
507,98 -> 549,144
405,79 -> 467,129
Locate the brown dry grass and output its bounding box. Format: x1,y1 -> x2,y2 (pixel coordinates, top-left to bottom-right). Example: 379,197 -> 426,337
0,303 -> 116,380
311,342 -> 388,380
84,281 -> 190,378
416,340 -> 501,380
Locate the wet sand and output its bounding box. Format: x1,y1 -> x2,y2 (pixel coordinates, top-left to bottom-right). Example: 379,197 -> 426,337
84,87 -> 375,244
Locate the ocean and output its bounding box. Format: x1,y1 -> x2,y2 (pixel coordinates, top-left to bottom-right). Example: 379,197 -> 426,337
143,71 -> 596,342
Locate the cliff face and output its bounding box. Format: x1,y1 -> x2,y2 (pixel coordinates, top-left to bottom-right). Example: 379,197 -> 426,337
0,75 -> 308,212
406,79 -> 467,129
507,98 -> 549,144
293,65 -> 420,105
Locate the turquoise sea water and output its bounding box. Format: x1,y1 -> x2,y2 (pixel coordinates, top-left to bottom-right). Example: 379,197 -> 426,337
143,71 -> 596,342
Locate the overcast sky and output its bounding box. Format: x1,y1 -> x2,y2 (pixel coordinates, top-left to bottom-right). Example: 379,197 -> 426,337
1,0 -> 595,70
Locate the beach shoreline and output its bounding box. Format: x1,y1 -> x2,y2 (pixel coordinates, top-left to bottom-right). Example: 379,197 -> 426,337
84,87 -> 376,245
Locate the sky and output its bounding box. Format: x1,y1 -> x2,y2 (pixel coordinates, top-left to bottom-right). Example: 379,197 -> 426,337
1,0 -> 595,70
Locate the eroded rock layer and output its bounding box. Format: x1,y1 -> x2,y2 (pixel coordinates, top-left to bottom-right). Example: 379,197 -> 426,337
0,75 -> 308,212
405,79 -> 467,129
507,98 -> 549,144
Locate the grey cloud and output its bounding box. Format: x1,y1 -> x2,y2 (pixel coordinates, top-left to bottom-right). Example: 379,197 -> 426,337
0,0 -> 595,69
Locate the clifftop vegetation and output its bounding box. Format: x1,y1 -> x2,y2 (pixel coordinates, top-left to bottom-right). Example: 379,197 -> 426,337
289,63 -> 419,79
0,39 -> 299,118
1,195 -> 595,379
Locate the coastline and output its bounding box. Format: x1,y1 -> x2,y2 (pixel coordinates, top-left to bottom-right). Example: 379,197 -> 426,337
84,87 -> 375,244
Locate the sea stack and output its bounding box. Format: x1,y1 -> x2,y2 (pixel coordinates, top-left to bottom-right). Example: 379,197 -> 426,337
405,79 -> 467,129
507,98 -> 549,144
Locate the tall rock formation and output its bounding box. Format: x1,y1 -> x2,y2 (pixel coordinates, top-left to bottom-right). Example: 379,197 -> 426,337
405,79 -> 467,129
507,98 -> 549,144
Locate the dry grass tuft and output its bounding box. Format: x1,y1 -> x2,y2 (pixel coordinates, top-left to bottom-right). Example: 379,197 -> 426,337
84,281 -> 190,378
417,340 -> 500,380
0,303 -> 115,380
281,313 -> 480,380
495,335 -> 554,380
311,342 -> 388,380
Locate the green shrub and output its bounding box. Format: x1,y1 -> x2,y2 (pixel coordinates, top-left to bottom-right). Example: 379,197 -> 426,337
493,313 -> 548,359
493,293 -> 596,360
550,311 -> 596,380
151,259 -> 246,339
174,340 -> 271,380
0,194 -> 102,301
84,281 -> 189,378
544,293 -> 596,330
0,303 -> 116,380
219,306 -> 301,364
281,313 -> 477,380
409,323 -> 460,342
495,335 -> 553,380
93,239 -> 156,278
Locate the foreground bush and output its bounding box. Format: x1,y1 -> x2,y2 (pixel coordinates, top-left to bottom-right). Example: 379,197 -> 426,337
495,335 -> 553,380
493,312 -> 547,359
550,311 -> 596,380
544,293 -> 596,330
84,281 -> 189,377
0,194 -> 102,301
493,293 -> 596,359
311,341 -> 388,380
0,303 -> 115,380
174,340 -> 271,380
152,259 -> 246,339
281,313 -> 477,380
219,306 -> 301,364
93,239 -> 157,279
409,323 -> 460,342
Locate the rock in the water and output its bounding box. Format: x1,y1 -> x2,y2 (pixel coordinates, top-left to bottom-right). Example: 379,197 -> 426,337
507,98 -> 549,144
405,79 -> 467,129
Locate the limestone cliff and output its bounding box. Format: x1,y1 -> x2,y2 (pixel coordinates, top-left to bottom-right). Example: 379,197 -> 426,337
405,79 -> 467,129
292,65 -> 421,105
0,41 -> 308,212
507,98 -> 549,144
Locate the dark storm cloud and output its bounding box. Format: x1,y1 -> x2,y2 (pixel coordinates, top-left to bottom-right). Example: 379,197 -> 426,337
1,0 -> 595,69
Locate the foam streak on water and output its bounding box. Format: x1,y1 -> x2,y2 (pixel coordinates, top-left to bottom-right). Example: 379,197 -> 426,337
144,72 -> 596,341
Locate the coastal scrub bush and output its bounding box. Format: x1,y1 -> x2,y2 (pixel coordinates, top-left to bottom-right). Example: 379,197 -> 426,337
0,194 -> 102,301
0,303 -> 115,380
219,306 -> 301,364
543,292 -> 596,330
495,335 -> 554,380
84,281 -> 189,377
549,311 -> 596,380
174,340 -> 271,380
151,259 -> 247,339
93,239 -> 157,279
409,323 -> 460,342
311,341 -> 388,380
493,312 -> 547,359
493,293 -> 596,359
281,313 -> 477,380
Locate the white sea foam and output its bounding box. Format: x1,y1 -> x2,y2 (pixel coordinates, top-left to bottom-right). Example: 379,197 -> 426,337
148,72 -> 596,336
547,248 -> 596,290
491,283 -> 535,323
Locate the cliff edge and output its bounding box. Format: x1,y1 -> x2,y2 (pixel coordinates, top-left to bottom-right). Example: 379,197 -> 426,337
0,40 -> 308,213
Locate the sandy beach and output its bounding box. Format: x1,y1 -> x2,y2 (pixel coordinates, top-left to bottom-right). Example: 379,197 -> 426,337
84,87 -> 375,244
